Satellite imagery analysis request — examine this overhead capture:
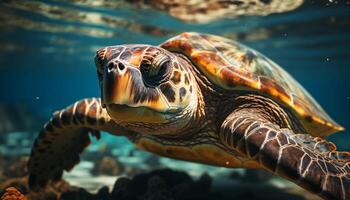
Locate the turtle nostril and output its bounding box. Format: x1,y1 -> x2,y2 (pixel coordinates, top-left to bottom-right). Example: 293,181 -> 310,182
107,62 -> 125,73
118,62 -> 125,71
107,62 -> 114,71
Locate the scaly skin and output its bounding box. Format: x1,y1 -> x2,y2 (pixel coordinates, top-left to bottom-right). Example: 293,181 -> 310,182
28,33 -> 349,200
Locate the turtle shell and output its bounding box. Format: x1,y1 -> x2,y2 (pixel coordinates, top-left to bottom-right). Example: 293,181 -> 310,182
161,32 -> 343,137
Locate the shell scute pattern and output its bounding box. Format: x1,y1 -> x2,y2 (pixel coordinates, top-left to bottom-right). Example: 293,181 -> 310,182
161,32 -> 343,137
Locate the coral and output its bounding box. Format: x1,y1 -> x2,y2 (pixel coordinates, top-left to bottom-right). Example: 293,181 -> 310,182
5,157 -> 29,178
91,156 -> 124,176
0,177 -> 77,200
0,167 -> 321,200
0,187 -> 26,200
109,169 -> 215,200
0,156 -> 28,182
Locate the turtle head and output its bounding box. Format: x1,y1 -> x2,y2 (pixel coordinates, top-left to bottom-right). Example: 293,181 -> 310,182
95,45 -> 198,135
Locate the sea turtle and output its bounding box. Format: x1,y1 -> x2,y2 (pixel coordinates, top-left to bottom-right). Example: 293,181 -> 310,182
28,32 -> 349,200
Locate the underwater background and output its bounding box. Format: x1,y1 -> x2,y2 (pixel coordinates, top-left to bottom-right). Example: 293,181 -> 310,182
0,0 -> 350,200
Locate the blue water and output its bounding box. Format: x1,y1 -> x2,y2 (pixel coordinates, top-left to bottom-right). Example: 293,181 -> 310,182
0,0 -> 350,153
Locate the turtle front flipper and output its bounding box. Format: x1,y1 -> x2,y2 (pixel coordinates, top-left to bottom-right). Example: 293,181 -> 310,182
28,98 -> 129,190
220,108 -> 350,200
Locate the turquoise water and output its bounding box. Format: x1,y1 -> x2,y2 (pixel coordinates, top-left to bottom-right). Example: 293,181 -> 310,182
0,1 -> 349,198
0,0 -> 350,171
1,0 -> 349,149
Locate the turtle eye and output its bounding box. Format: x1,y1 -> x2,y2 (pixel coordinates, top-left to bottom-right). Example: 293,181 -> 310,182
141,54 -> 171,87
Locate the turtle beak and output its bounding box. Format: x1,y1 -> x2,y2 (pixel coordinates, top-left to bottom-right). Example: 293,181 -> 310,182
103,60 -> 127,106
102,60 -> 169,112
101,61 -> 172,123
103,60 -> 146,107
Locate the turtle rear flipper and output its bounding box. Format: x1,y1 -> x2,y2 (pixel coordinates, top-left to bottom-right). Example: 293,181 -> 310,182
28,98 -> 127,190
220,108 -> 350,200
